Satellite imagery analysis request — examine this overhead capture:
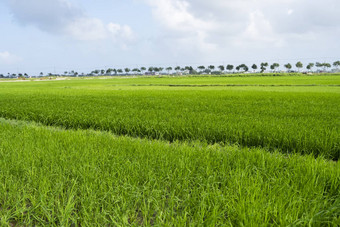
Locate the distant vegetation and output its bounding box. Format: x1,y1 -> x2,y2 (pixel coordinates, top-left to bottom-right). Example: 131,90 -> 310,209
1,61 -> 339,78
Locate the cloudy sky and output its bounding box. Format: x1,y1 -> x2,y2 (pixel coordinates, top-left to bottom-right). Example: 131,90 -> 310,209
1,0 -> 339,75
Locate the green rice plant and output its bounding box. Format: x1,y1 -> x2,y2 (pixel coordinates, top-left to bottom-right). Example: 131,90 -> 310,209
0,75 -> 339,159
0,118 -> 339,226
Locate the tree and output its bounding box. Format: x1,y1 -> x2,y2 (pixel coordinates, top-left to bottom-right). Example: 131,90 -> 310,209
295,61 -> 303,72
270,63 -> 280,72
175,66 -> 181,74
140,67 -> 146,74
218,65 -> 225,72
117,69 -> 123,74
306,63 -> 314,72
237,64 -> 248,72
284,63 -> 292,72
101,69 -> 105,75
316,62 -> 331,71
323,63 -> 331,71
93,69 -> 100,75
333,61 -> 340,69
260,62 -> 268,72
166,67 -> 172,74
39,72 -> 44,77
226,64 -> 234,73
132,68 -> 139,74
156,67 -> 163,74
197,66 -> 205,73
106,68 -> 113,75
124,68 -> 130,74
148,67 -> 154,73
251,64 -> 257,72
208,65 -> 215,71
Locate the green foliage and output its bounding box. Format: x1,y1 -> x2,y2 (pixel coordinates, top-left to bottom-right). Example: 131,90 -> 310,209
0,75 -> 339,159
334,61 -> 340,68
226,64 -> 234,72
260,62 -> 268,72
0,119 -> 339,226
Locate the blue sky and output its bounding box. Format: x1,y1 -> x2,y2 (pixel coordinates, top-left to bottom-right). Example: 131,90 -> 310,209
1,0 -> 339,75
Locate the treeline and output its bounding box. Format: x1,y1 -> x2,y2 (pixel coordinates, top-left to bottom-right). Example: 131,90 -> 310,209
1,61 -> 339,78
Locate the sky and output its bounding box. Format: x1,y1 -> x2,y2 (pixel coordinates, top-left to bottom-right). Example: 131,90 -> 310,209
0,0 -> 339,75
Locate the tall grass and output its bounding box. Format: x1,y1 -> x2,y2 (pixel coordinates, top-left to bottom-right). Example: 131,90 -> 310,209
0,77 -> 338,159
0,118 -> 339,226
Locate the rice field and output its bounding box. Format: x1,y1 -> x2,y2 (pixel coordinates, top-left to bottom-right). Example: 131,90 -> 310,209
0,73 -> 339,225
0,75 -> 339,159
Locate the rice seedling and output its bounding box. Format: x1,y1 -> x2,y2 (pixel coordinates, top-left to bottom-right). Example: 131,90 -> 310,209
0,118 -> 339,226
0,75 -> 338,159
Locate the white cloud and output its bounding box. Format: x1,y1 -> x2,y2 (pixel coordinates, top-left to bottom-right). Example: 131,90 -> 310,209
143,0 -> 340,60
235,10 -> 284,48
66,17 -> 107,41
8,0 -> 134,44
145,0 -> 218,53
0,51 -> 21,65
107,23 -> 134,41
